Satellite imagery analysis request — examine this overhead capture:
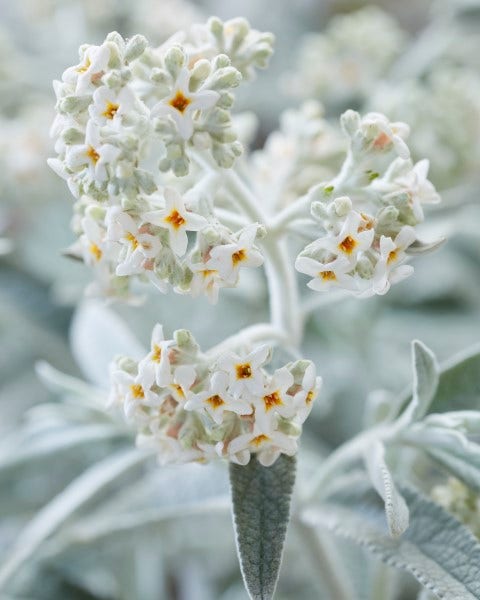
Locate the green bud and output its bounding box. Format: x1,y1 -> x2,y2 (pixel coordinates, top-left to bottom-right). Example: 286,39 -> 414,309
62,127 -> 84,145
164,45 -> 186,79
125,34 -> 148,62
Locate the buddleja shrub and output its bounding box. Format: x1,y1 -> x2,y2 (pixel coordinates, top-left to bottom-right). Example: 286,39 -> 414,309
31,15 -> 480,600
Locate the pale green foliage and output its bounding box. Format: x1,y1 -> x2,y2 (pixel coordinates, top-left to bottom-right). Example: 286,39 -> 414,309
230,455 -> 296,600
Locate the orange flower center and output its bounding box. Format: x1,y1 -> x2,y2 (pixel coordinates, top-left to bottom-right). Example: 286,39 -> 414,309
165,209 -> 186,230
251,434 -> 270,447
236,363 -> 252,379
320,270 -> 336,281
338,235 -> 357,255
206,394 -> 225,409
263,391 -> 283,412
232,248 -> 246,265
387,250 -> 398,264
169,91 -> 191,113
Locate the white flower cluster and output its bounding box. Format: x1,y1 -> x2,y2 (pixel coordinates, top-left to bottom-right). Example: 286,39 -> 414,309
48,23 -> 273,301
286,6 -> 405,108
109,324 -> 321,466
295,110 -> 441,297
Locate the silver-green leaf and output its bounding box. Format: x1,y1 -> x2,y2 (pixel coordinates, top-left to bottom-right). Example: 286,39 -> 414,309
230,455 -> 296,600
302,480 -> 480,600
408,340 -> 439,423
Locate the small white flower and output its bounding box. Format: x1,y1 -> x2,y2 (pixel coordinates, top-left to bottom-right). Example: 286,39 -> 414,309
79,215 -> 109,267
143,187 -> 207,256
323,210 -> 374,263
184,370 -> 252,425
167,364 -> 197,405
362,112 -> 410,159
228,426 -> 298,467
189,262 -> 224,304
216,345 -> 270,399
394,159 -> 441,222
295,255 -> 357,292
63,43 -> 111,95
373,226 -> 416,295
152,67 -> 219,139
106,208 -> 161,276
138,324 -> 174,388
109,369 -> 162,421
254,367 -> 295,430
293,364 -> 322,424
65,121 -> 121,182
137,433 -> 204,466
89,85 -> 137,126
207,225 -> 264,284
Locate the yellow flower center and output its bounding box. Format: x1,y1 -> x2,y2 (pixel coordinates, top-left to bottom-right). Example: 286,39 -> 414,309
306,389 -> 315,404
102,101 -> 119,120
236,363 -> 252,379
130,384 -> 144,399
152,344 -> 162,362
338,235 -> 357,255
165,209 -> 186,230
89,243 -> 102,261
172,384 -> 184,398
169,91 -> 191,113
76,56 -> 91,73
86,146 -> 100,164
206,394 -> 225,409
320,270 -> 336,281
387,250 -> 398,264
125,232 -> 139,249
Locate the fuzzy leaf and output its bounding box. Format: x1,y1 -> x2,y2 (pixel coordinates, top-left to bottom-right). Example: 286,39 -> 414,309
403,421 -> 480,492
430,345 -> 480,413
398,344 -> 480,417
406,238 -> 445,255
407,340 -> 439,422
364,441 -> 409,537
230,455 -> 296,600
0,449 -> 151,591
302,480 -> 480,600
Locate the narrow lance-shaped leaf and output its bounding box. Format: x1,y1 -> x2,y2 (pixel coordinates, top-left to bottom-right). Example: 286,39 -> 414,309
0,449 -> 151,591
230,455 -> 296,600
302,479 -> 480,600
404,340 -> 439,423
364,441 -> 409,537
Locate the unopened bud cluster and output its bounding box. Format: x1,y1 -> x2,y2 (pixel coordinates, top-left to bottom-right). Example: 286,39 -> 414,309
295,110 -> 441,297
109,324 -> 321,466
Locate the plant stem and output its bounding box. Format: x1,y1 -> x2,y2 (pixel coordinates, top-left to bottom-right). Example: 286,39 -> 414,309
295,519 -> 354,600
302,425 -> 387,503
261,236 -> 302,347
222,165 -> 302,347
207,323 -> 290,358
